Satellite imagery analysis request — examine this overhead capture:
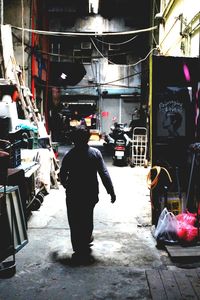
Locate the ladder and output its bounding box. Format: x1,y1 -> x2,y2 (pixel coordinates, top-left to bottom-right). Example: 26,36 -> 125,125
1,24 -> 40,127
11,60 -> 40,127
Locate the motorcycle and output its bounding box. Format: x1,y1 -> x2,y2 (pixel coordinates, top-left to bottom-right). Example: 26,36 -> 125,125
104,123 -> 131,166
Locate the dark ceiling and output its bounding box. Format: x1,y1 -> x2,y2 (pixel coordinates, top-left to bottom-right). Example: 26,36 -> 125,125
99,0 -> 151,27
46,0 -> 152,28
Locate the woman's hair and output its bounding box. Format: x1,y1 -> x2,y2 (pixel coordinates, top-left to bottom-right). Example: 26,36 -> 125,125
70,125 -> 90,145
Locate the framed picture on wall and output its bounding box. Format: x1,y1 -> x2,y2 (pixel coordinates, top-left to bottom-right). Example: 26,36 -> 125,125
156,86 -> 192,138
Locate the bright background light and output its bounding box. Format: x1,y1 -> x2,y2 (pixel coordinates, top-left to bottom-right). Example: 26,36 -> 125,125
89,0 -> 99,14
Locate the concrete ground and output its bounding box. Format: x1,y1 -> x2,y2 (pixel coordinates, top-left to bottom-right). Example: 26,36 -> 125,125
0,143 -> 197,299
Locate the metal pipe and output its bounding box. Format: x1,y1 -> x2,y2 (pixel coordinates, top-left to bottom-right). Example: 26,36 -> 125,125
0,0 -> 3,25
119,98 -> 122,123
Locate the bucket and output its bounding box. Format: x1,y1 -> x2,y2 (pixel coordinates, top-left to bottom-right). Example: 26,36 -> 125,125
167,193 -> 182,215
0,260 -> 16,278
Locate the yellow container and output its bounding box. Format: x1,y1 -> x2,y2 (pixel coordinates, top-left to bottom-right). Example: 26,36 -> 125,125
167,194 -> 182,215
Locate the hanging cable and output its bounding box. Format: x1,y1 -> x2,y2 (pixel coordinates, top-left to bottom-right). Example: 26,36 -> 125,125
69,47 -> 156,86
90,39 -> 157,68
90,37 -> 115,64
128,47 -> 157,67
11,31 -> 144,61
93,34 -> 139,46
32,46 -> 155,90
100,70 -> 142,86
11,25 -> 158,37
35,81 -> 141,90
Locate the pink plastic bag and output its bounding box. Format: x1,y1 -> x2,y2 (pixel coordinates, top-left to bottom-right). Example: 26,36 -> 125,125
177,223 -> 198,242
186,225 -> 198,242
176,211 -> 196,226
176,211 -> 198,243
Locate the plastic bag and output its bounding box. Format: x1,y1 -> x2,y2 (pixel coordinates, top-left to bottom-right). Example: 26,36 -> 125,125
176,210 -> 198,243
185,225 -> 198,242
177,222 -> 198,243
176,211 -> 196,226
176,211 -> 198,243
154,208 -> 178,244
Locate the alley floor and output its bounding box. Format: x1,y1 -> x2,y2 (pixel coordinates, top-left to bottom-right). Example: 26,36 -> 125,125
0,144 -> 200,299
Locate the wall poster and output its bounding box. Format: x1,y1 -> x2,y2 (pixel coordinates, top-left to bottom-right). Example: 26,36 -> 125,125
156,86 -> 192,138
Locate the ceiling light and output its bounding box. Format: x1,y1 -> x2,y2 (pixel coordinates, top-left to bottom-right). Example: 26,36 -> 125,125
89,0 -> 99,14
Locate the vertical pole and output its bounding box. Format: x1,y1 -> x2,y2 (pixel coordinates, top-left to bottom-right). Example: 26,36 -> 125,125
0,0 -> 3,25
94,59 -> 101,132
149,53 -> 153,165
119,98 -> 122,123
31,0 -> 36,99
186,151 -> 195,207
21,0 -> 25,83
99,92 -> 103,134
149,53 -> 153,225
0,0 -> 4,25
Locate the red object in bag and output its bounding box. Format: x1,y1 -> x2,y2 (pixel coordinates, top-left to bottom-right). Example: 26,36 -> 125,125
177,223 -> 187,240
185,225 -> 198,242
177,222 -> 198,242
176,211 -> 196,226
176,211 -> 198,243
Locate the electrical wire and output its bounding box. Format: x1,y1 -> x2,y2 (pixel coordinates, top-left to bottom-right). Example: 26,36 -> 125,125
150,0 -> 160,50
128,47 -> 157,67
100,70 -> 142,86
11,25 -> 156,66
90,37 -> 115,64
10,24 -> 157,89
12,29 -> 156,65
11,24 -> 158,37
35,81 -> 141,90
90,39 -> 157,67
68,47 -> 156,86
11,31 -> 147,61
93,35 -> 139,45
32,46 -> 155,90
159,16 -> 179,48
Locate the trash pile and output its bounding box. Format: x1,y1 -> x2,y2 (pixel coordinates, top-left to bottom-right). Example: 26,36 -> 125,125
154,207 -> 200,246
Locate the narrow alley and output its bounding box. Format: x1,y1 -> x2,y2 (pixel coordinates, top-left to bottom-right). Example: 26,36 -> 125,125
0,144 -> 200,300
1,1 -> 200,299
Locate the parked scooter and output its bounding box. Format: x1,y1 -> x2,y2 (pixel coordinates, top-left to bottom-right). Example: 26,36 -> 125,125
104,123 -> 131,166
